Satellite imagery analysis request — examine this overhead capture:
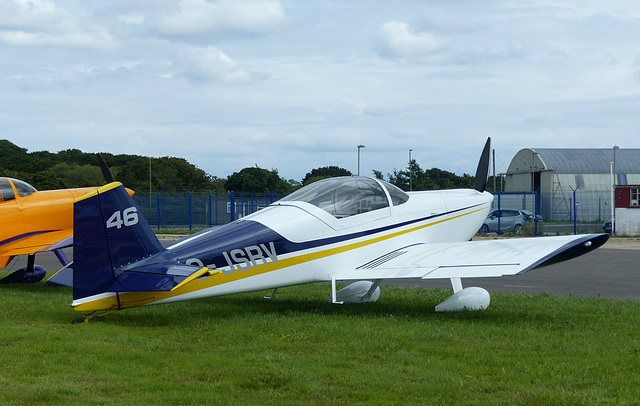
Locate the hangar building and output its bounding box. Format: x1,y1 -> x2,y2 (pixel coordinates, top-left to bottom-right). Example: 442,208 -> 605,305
504,148 -> 640,221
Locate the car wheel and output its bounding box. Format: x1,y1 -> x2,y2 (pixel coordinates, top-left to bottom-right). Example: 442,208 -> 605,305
513,224 -> 522,235
479,224 -> 489,234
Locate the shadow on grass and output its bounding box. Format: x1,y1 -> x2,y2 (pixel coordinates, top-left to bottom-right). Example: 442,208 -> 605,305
2,277 -> 626,328
85,284 -> 584,329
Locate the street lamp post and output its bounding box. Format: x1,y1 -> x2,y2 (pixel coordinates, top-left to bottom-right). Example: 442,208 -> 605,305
612,145 -> 619,235
357,145 -> 365,176
613,145 -> 619,186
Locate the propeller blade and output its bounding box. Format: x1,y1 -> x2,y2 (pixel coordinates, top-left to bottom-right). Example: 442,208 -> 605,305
97,153 -> 116,183
474,137 -> 491,193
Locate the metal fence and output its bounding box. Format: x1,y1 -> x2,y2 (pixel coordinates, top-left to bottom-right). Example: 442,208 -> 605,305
132,189 -> 611,231
133,192 -> 281,230
492,190 -> 611,223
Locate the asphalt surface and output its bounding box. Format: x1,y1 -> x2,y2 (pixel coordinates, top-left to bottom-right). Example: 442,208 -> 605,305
2,240 -> 639,301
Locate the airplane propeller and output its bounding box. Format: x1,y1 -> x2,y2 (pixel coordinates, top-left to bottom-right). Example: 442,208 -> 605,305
474,137 -> 491,193
97,153 -> 116,183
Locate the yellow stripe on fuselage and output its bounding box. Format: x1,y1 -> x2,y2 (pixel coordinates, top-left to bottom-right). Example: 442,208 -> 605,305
72,206 -> 487,311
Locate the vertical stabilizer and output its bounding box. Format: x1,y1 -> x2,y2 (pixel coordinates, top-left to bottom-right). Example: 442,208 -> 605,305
73,182 -> 162,300
474,137 -> 491,193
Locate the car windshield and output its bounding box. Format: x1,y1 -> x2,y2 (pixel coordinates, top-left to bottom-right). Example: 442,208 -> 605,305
280,177 -> 395,218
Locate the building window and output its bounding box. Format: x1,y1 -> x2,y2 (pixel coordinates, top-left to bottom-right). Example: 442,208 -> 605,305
631,188 -> 640,206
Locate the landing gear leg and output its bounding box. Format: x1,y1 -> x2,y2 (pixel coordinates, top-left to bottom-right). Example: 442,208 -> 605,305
263,288 -> 277,299
0,254 -> 46,284
71,308 -> 120,324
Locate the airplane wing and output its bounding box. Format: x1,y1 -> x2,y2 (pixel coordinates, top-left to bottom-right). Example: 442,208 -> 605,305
337,234 -> 609,281
0,230 -> 73,268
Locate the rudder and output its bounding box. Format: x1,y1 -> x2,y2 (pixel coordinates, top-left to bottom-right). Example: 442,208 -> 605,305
73,182 -> 163,301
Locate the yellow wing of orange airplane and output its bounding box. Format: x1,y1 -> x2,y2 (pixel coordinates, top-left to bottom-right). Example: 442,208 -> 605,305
0,170 -> 134,284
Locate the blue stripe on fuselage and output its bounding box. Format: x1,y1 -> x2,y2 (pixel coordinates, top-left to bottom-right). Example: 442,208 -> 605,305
0,230 -> 58,248
130,203 -> 484,273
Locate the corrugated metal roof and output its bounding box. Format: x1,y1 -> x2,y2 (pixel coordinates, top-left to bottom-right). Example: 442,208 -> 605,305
532,148 -> 640,174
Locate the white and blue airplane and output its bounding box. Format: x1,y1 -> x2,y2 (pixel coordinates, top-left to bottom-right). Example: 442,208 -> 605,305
68,138 -> 608,322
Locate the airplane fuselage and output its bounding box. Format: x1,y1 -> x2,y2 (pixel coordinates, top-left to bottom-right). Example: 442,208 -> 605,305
72,186 -> 493,311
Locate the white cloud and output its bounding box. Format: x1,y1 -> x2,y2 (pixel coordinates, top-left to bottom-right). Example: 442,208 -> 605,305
0,0 -> 116,49
377,21 -> 443,60
16,65 -> 131,91
173,47 -> 250,83
3,1 -> 640,182
0,0 -> 63,31
146,0 -> 285,38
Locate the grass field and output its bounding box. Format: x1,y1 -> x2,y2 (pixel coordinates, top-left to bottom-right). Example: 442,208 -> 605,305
1,279 -> 639,405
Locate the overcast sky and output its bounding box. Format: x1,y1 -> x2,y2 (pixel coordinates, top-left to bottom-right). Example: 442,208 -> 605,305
2,0 -> 639,183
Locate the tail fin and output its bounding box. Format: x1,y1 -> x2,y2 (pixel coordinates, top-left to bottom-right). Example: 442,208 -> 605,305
474,137 -> 491,193
73,182 -> 162,300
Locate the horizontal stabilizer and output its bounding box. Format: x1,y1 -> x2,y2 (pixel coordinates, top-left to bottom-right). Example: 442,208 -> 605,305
338,234 -> 609,281
108,263 -> 209,292
46,266 -> 74,287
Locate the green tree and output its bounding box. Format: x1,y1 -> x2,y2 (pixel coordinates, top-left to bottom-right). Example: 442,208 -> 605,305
119,157 -> 214,193
302,166 -> 352,185
225,166 -> 293,196
49,163 -> 105,188
0,139 -> 31,172
29,171 -> 67,190
386,160 -> 473,191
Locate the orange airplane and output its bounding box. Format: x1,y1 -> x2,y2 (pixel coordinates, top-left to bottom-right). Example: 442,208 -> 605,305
0,155 -> 133,284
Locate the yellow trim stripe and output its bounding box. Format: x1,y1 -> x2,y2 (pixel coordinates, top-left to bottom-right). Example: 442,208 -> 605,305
75,182 -> 122,203
171,266 -> 210,291
73,205 -> 488,311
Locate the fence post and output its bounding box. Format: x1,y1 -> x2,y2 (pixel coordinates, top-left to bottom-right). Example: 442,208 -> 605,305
570,185 -> 579,235
497,192 -> 502,235
158,192 -> 163,230
598,196 -> 601,222
534,189 -> 538,236
270,191 -> 274,204
209,192 -> 212,228
230,191 -> 235,222
188,191 -> 193,230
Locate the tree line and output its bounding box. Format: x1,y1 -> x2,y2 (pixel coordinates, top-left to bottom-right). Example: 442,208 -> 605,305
0,139 -> 478,196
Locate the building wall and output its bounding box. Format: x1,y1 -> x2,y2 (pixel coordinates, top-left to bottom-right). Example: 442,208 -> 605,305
613,185 -> 640,235
615,208 -> 640,235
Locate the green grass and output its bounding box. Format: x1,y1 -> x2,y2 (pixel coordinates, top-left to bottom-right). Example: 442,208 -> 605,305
1,279 -> 639,405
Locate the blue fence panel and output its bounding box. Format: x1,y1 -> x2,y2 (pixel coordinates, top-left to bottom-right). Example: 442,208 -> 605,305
133,192 -> 282,230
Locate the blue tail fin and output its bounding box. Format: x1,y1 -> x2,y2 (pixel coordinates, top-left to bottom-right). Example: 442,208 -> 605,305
73,182 -> 163,300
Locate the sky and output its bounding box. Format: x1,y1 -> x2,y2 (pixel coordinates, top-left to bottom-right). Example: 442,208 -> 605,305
1,0 -> 640,183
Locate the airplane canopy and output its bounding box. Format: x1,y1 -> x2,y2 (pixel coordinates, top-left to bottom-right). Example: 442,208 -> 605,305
280,177 -> 408,218
0,178 -> 37,202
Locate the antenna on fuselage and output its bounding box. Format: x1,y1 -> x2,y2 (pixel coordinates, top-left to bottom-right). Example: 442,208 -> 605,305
474,137 -> 491,193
